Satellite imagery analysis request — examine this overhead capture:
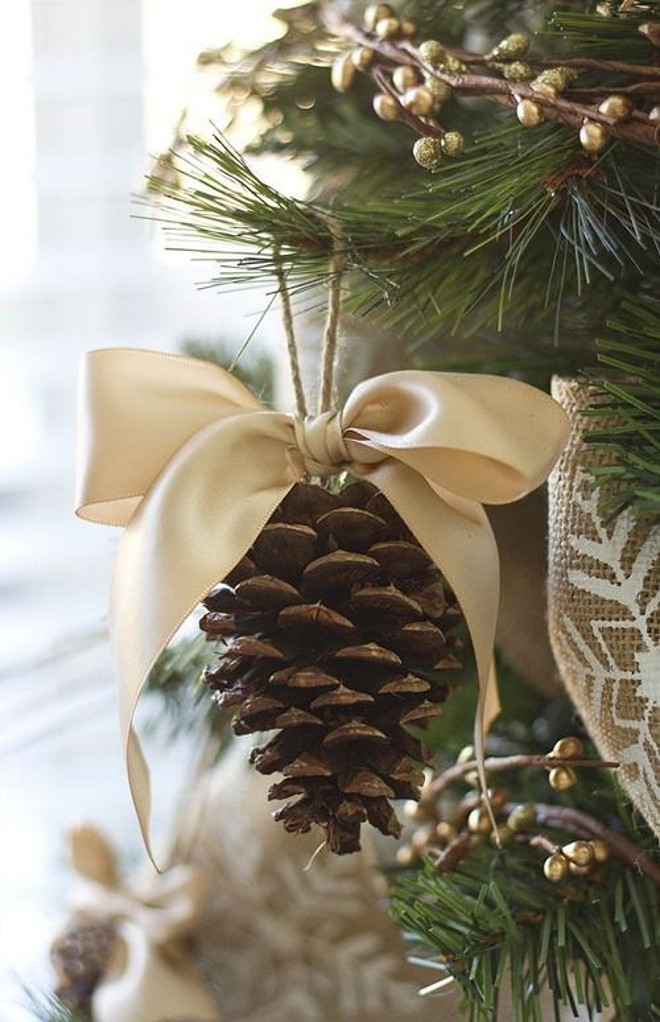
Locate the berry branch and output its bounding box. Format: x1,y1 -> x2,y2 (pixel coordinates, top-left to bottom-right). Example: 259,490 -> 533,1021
522,803 -> 660,884
421,751 -> 620,806
326,4 -> 660,168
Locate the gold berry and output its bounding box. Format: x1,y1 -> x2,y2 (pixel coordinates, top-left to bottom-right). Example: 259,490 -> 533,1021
551,736 -> 584,759
516,98 -> 543,127
435,821 -> 458,844
547,768 -> 580,788
373,93 -> 400,121
489,33 -> 530,61
548,765 -> 578,790
418,40 -> 446,65
364,3 -> 393,31
569,861 -> 593,878
490,825 -> 514,847
507,803 -> 537,832
649,105 -> 660,122
424,76 -> 452,104
396,844 -> 415,866
591,839 -> 610,864
444,55 -> 467,73
533,67 -> 578,92
531,82 -> 558,99
598,94 -> 633,120
331,52 -> 357,93
375,16 -> 401,40
393,65 -> 421,92
400,19 -> 417,37
579,120 -> 610,154
351,47 -> 375,70
403,85 -> 436,116
403,798 -> 425,820
562,840 -> 595,867
457,745 -> 475,765
543,852 -> 569,882
412,827 -> 433,852
442,131 -> 464,157
495,61 -> 533,82
468,808 -> 493,834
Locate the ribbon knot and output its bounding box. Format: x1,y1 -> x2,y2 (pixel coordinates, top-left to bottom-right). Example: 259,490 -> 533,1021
75,350 -> 570,865
293,409 -> 351,477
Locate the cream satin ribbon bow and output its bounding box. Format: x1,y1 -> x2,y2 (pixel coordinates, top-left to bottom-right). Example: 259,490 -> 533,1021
76,348 -> 570,861
67,823 -> 220,1022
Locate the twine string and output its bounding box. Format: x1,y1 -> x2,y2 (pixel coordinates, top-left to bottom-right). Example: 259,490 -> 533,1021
319,220 -> 345,415
274,246 -> 307,420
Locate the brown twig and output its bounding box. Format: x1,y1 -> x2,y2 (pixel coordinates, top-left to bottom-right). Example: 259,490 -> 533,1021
432,829 -> 473,873
422,753 -> 619,805
450,49 -> 660,79
373,67 -> 444,138
528,833 -> 562,855
327,14 -> 660,148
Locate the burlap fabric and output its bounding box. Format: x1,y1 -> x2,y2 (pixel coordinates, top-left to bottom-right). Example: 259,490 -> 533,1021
548,377 -> 660,837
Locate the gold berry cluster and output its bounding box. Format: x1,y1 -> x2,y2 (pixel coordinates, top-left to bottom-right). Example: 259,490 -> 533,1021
329,4 -> 660,169
395,736 -> 616,885
331,3 -> 464,171
543,838 -> 610,882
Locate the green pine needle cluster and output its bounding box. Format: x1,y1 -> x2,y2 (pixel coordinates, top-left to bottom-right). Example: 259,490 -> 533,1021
585,293 -> 660,518
145,0 -> 660,515
392,847 -> 660,1022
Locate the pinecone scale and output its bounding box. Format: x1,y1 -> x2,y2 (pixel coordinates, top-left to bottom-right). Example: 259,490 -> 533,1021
201,480 -> 462,854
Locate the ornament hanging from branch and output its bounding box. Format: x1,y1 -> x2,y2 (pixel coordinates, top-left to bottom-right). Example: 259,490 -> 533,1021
75,223 -> 569,862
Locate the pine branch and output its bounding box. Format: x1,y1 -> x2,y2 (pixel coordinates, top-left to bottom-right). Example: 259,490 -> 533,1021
19,987 -> 90,1022
391,845 -> 660,1021
584,291 -> 660,519
144,632 -> 226,745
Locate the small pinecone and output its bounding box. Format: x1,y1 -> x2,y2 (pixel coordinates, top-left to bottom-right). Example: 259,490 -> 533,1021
50,915 -> 117,1012
200,480 -> 463,854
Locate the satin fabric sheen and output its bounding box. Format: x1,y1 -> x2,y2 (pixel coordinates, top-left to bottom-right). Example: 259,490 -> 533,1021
76,348 -> 570,863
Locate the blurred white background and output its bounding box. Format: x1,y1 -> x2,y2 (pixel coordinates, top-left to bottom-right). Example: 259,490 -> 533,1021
0,1 -> 301,1016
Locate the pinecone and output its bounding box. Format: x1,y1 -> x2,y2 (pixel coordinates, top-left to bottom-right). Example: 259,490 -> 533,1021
200,480 -> 463,854
51,915 -> 117,1012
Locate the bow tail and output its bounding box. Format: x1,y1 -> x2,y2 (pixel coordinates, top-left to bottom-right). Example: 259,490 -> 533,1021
368,462 -> 501,800
111,414 -> 300,865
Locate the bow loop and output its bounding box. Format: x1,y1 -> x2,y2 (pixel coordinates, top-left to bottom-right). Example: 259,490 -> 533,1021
75,349 -> 570,865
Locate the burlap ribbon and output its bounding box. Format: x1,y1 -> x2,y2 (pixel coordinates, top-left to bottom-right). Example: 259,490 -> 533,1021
75,348 -> 570,861
67,824 -> 219,1021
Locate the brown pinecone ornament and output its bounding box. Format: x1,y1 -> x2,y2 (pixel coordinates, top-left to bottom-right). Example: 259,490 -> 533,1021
200,480 -> 462,854
51,916 -> 117,1012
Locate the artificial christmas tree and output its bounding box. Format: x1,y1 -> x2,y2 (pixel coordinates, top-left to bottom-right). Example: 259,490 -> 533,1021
69,0 -> 660,1018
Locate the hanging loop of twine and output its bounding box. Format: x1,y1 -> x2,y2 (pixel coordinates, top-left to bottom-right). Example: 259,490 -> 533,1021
274,246 -> 307,420
273,220 -> 345,423
318,218 -> 346,415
